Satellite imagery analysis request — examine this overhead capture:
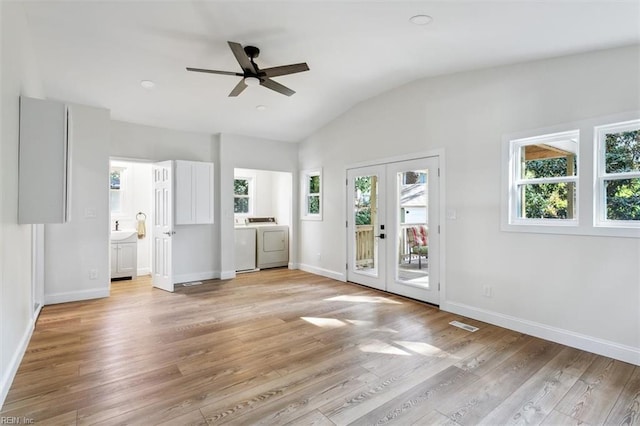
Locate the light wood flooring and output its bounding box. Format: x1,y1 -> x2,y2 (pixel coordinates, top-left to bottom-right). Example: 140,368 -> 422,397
2,269 -> 638,425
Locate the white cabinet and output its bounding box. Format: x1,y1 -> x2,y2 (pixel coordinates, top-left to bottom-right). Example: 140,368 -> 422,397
175,160 -> 214,225
18,96 -> 70,224
111,234 -> 137,279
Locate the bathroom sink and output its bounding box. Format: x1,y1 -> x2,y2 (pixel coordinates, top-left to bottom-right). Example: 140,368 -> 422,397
110,230 -> 137,241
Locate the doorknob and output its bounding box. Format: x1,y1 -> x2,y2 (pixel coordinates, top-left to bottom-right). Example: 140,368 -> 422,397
375,233 -> 386,239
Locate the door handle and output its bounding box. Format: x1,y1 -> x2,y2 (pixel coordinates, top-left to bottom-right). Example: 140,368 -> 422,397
375,233 -> 386,239
163,231 -> 175,236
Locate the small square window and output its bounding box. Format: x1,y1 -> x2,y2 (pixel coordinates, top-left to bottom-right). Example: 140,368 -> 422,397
508,130 -> 579,224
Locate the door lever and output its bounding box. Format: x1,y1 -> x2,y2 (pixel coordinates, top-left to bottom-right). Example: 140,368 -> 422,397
375,233 -> 386,239
163,231 -> 176,236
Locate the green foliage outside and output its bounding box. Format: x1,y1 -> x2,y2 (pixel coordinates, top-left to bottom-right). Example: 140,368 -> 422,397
308,195 -> 320,214
354,176 -> 372,225
605,130 -> 640,220
523,156 -> 573,219
309,175 -> 320,194
234,179 -> 249,213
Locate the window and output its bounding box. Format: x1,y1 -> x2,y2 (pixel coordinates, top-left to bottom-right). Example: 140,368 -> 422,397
110,167 -> 125,214
595,120 -> 640,227
234,177 -> 253,215
302,168 -> 322,220
508,130 -> 579,225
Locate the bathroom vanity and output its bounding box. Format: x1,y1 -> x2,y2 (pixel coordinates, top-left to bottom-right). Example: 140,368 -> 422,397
110,230 -> 137,280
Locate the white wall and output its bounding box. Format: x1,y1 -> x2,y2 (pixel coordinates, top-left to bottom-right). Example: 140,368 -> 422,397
44,103 -> 111,304
299,45 -> 640,364
234,168 -> 292,223
220,134 -> 298,278
0,1 -> 45,407
110,120 -> 220,283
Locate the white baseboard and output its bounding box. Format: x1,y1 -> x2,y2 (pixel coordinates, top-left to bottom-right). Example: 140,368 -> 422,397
441,301 -> 640,366
298,263 -> 345,282
0,308 -> 39,408
220,270 -> 236,280
174,271 -> 219,284
44,287 -> 110,305
137,267 -> 151,276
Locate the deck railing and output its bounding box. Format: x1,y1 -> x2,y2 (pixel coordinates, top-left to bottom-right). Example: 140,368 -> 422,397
355,225 -> 374,267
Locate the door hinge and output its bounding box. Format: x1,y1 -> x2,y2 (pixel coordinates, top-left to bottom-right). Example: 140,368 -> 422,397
438,168 -> 440,177
438,282 -> 441,291
346,178 -> 348,186
346,220 -> 348,228
438,225 -> 441,234
346,263 -> 348,270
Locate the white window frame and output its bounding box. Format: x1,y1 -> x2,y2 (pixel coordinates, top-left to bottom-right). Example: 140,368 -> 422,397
594,119 -> 640,229
301,168 -> 322,221
233,176 -> 254,217
507,130 -> 580,227
110,165 -> 130,219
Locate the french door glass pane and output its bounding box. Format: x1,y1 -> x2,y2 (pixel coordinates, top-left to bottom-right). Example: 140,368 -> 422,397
396,169 -> 429,287
354,175 -> 378,275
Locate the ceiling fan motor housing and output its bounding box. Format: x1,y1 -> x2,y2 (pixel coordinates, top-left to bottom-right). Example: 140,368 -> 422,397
244,45 -> 260,60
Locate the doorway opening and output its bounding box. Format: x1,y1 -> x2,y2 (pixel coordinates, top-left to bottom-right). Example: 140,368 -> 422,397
108,159 -> 153,283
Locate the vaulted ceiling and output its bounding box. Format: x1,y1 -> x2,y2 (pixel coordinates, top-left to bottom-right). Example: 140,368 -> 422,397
21,1 -> 640,142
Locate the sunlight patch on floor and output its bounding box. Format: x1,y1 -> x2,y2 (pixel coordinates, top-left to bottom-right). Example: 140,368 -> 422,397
301,317 -> 347,328
394,340 -> 447,356
359,339 -> 412,356
324,295 -> 402,304
344,319 -> 398,333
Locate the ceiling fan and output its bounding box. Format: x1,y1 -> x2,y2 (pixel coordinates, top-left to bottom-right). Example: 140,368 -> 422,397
186,41 -> 310,97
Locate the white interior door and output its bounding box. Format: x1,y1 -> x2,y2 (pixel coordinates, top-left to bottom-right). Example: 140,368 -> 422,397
152,161 -> 174,292
347,157 -> 440,305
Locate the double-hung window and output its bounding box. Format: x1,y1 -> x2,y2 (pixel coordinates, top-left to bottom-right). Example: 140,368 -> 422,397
302,168 -> 322,220
508,130 -> 579,225
234,177 -> 253,215
595,120 -> 640,227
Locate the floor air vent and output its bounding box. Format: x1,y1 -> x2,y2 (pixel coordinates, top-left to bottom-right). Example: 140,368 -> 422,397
449,320 -> 479,332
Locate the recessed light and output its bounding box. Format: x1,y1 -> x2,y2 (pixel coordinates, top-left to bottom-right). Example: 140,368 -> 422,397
256,105 -> 267,111
140,80 -> 155,89
409,14 -> 433,25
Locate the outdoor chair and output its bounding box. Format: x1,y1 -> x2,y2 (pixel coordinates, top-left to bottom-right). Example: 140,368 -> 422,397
407,225 -> 428,269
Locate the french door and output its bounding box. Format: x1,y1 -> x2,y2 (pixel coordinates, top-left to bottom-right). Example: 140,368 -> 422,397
347,157 -> 440,305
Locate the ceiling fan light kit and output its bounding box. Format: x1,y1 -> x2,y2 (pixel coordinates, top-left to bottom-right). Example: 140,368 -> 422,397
187,41 -> 310,97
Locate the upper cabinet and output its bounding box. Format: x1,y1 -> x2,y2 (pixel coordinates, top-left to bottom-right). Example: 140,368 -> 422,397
18,97 -> 70,224
175,160 -> 214,225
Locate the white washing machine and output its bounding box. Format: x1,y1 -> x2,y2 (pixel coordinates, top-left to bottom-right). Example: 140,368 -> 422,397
247,217 -> 289,269
234,227 -> 257,271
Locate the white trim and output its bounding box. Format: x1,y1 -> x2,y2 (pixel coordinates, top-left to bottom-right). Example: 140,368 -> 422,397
594,119 -> 640,229
220,270 -> 236,280
501,111 -> 640,238
137,267 -> 151,276
174,271 -> 219,284
0,310 -> 38,409
298,263 -> 345,282
301,168 -> 323,221
441,301 -> 640,366
345,149 -> 445,170
44,288 -> 110,305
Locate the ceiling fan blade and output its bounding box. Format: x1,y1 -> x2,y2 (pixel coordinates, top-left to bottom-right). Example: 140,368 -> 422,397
228,41 -> 256,74
229,79 -> 247,97
260,78 -> 295,96
261,63 -> 309,78
186,67 -> 243,76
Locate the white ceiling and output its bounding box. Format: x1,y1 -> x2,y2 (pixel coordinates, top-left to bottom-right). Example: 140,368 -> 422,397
21,1 -> 640,142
